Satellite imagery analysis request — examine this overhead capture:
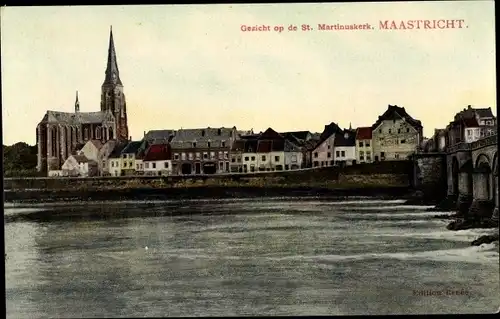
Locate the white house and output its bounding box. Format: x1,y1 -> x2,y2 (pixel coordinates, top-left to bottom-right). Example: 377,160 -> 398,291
371,105 -> 423,161
62,154 -> 98,177
355,127 -> 373,163
334,130 -> 357,166
107,142 -> 128,176
143,143 -> 172,176
242,139 -> 258,173
311,123 -> 343,167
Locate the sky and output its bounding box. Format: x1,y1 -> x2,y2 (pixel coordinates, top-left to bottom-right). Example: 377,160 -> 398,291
1,1 -> 496,145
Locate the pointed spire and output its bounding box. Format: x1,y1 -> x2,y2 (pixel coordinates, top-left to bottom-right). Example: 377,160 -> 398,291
75,90 -> 80,112
103,25 -> 122,86
349,122 -> 352,130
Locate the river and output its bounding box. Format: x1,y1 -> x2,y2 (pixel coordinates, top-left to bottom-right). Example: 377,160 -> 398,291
4,197 -> 499,317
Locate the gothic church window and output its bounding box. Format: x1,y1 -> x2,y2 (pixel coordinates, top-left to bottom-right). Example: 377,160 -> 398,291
96,127 -> 101,139
84,128 -> 89,140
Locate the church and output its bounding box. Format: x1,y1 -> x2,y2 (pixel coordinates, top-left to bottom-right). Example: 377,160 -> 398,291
36,27 -> 129,174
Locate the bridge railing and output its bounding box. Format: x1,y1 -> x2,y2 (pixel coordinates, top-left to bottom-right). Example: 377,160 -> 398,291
445,134 -> 497,153
446,142 -> 472,153
471,134 -> 497,150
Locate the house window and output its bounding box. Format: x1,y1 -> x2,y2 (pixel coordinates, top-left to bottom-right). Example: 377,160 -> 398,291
327,145 -> 331,149
291,155 -> 297,162
314,152 -> 318,158
203,152 -> 208,159
164,162 -> 169,168
222,141 -> 226,147
395,153 -> 400,159
398,129 -> 401,134
251,156 -> 255,161
145,163 -> 149,169
122,154 -> 127,159
96,128 -> 101,139
140,164 -> 143,169
201,130 -> 205,137
400,139 -> 406,144
174,153 -> 179,160
341,151 -> 345,157
261,155 -> 266,161
136,164 -> 139,169
111,161 -> 115,167
359,141 -> 363,147
381,152 -> 385,159
193,142 -> 197,148
274,156 -> 280,162
336,151 -> 340,157
210,151 -> 216,159
245,156 -> 249,161
366,141 -> 370,147
224,152 -> 228,159
379,129 -> 382,133
181,153 -> 186,160
248,147 -> 253,152
406,128 -> 410,133
207,142 -> 211,148
188,153 -> 193,160
327,152 -> 331,158
388,129 -> 392,134
232,158 -> 236,163
152,163 -> 156,169
359,151 -> 364,160
196,152 -> 201,159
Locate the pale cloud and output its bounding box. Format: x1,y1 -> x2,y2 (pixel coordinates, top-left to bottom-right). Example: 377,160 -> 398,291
1,1 -> 496,145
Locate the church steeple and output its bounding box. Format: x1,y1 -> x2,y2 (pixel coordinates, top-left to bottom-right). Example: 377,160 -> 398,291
103,25 -> 122,86
75,90 -> 80,112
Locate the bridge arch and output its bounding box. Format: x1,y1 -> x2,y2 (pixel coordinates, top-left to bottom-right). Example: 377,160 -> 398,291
474,153 -> 493,201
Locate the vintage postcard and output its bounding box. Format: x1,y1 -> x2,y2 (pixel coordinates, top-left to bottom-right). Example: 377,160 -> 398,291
2,1 -> 498,317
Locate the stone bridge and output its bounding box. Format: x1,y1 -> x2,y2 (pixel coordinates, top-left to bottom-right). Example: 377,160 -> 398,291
446,134 -> 498,222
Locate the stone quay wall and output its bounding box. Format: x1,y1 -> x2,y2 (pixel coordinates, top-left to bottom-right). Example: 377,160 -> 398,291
4,160 -> 413,191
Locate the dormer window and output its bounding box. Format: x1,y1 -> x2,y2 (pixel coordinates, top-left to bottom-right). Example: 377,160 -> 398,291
193,142 -> 197,148
207,141 -> 211,148
222,141 -> 226,147
218,128 -> 221,136
201,130 -> 205,137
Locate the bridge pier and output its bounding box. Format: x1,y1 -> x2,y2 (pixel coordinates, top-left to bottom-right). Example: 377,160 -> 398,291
468,170 -> 494,220
456,171 -> 473,217
491,174 -> 499,223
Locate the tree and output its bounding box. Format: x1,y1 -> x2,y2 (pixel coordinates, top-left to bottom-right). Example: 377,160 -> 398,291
3,142 -> 39,177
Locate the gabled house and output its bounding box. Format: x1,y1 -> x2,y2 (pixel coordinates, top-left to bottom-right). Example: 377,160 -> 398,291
311,122 -> 343,167
120,141 -> 143,176
355,127 -> 373,163
371,105 -> 423,161
107,141 -> 129,176
143,129 -> 176,144
143,143 -> 172,176
230,139 -> 246,173
98,140 -> 118,176
242,138 -> 259,172
61,154 -> 98,177
334,130 -> 356,166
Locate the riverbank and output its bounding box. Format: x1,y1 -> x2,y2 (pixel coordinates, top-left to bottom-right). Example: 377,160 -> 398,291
3,185 -> 412,203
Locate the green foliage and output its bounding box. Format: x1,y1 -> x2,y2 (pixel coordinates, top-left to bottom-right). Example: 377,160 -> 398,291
3,142 -> 39,177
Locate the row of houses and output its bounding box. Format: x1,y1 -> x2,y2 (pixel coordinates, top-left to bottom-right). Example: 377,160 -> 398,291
48,105 -> 425,177
422,105 -> 496,152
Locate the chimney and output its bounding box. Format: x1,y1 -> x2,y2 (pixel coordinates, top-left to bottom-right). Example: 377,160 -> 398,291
129,136 -> 132,141
468,105 -> 471,109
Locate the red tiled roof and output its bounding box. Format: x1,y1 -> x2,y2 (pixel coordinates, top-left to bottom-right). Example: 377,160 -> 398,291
143,144 -> 171,161
257,140 -> 272,153
356,127 -> 372,140
462,117 -> 479,128
259,128 -> 284,140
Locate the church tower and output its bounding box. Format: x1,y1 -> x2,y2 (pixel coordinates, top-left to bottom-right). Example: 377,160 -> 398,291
101,26 -> 129,141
